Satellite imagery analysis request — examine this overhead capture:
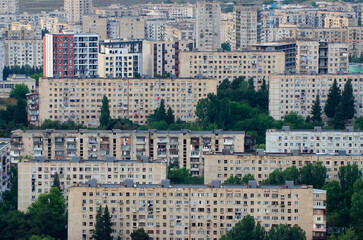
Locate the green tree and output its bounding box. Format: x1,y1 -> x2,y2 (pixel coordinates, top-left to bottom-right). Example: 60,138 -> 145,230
14,98 -> 28,126
221,43 -> 231,51
30,235 -> 55,240
93,206 -> 104,240
350,179 -> 363,238
52,172 -> 60,190
10,83 -> 30,100
267,224 -> 306,240
166,106 -> 174,125
100,96 -> 110,128
325,79 -> 341,119
26,187 -> 67,239
241,174 -> 255,184
311,94 -> 322,124
102,206 -> 113,240
299,162 -> 327,189
322,180 -> 342,213
282,112 -> 309,129
354,116 -> 363,130
168,166 -> 203,184
131,228 -> 150,240
341,79 -> 355,120
151,99 -> 167,122
333,102 -> 346,129
329,228 -> 358,240
220,215 -> 265,240
224,176 -> 242,185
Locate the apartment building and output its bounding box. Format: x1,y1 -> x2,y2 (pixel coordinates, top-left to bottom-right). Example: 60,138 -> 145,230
233,4 -> 261,51
295,40 -> 319,74
179,51 -> 285,86
38,77 -> 217,127
261,26 -> 297,43
43,33 -> 99,78
81,15 -> 108,40
296,27 -> 348,43
204,150 -> 363,184
98,40 -> 143,78
64,0 -> 93,24
68,179 -> 326,240
4,38 -> 43,68
18,157 -> 167,211
142,40 -> 194,78
266,126 -> 363,154
10,129 -> 244,176
253,41 -> 297,73
164,21 -> 195,41
117,17 -> 146,40
268,73 -> 363,120
196,1 -> 221,51
26,90 -> 39,126
221,13 -> 234,46
0,139 -> 10,199
318,42 -> 348,74
0,0 -> 18,14
145,19 -> 172,41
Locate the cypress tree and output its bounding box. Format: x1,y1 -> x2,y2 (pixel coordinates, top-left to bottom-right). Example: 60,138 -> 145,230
52,172 -> 60,190
100,96 -> 110,128
93,206 -> 104,240
166,107 -> 174,125
324,79 -> 341,119
14,98 -> 28,126
154,99 -> 167,122
341,79 -> 355,120
102,206 -> 113,240
311,94 -> 322,123
333,102 -> 346,129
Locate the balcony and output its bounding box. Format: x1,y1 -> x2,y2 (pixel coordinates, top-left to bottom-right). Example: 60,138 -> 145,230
157,138 -> 167,144
224,139 -> 233,145
190,152 -> 200,158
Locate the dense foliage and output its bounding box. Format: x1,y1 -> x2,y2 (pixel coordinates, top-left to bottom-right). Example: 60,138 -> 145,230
167,166 -> 204,184
3,65 -> 43,80
224,174 -> 255,185
263,163 -> 327,189
130,228 -> 150,240
220,215 -> 306,240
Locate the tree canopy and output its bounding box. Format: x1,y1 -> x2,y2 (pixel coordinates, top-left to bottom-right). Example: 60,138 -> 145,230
100,96 -> 111,128
10,84 -> 29,100
130,228 -> 150,240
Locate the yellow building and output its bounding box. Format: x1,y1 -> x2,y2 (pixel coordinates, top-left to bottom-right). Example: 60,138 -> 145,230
68,179 -> 326,240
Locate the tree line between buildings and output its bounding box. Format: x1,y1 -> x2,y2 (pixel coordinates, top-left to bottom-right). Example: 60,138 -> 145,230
1,76 -> 361,145
3,65 -> 43,83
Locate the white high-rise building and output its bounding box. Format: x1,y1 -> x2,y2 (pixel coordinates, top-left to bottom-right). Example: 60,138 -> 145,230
196,1 -> 221,51
0,0 -> 19,14
64,0 -> 93,24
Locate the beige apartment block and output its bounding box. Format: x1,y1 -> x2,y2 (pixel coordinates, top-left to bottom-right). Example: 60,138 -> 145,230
324,16 -> 349,28
196,1 -> 221,52
204,151 -> 363,184
38,77 -> 217,127
296,40 -> 319,74
10,129 -> 245,175
18,157 -> 167,211
64,0 -> 93,24
296,28 -> 348,43
179,51 -> 285,87
269,73 -> 363,120
221,13 -> 234,46
68,180 -> 326,240
233,4 -> 261,51
4,39 -> 43,68
142,40 -> 194,78
266,126 -> 363,154
118,17 -> 146,40
164,21 -> 195,41
82,15 -> 108,40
